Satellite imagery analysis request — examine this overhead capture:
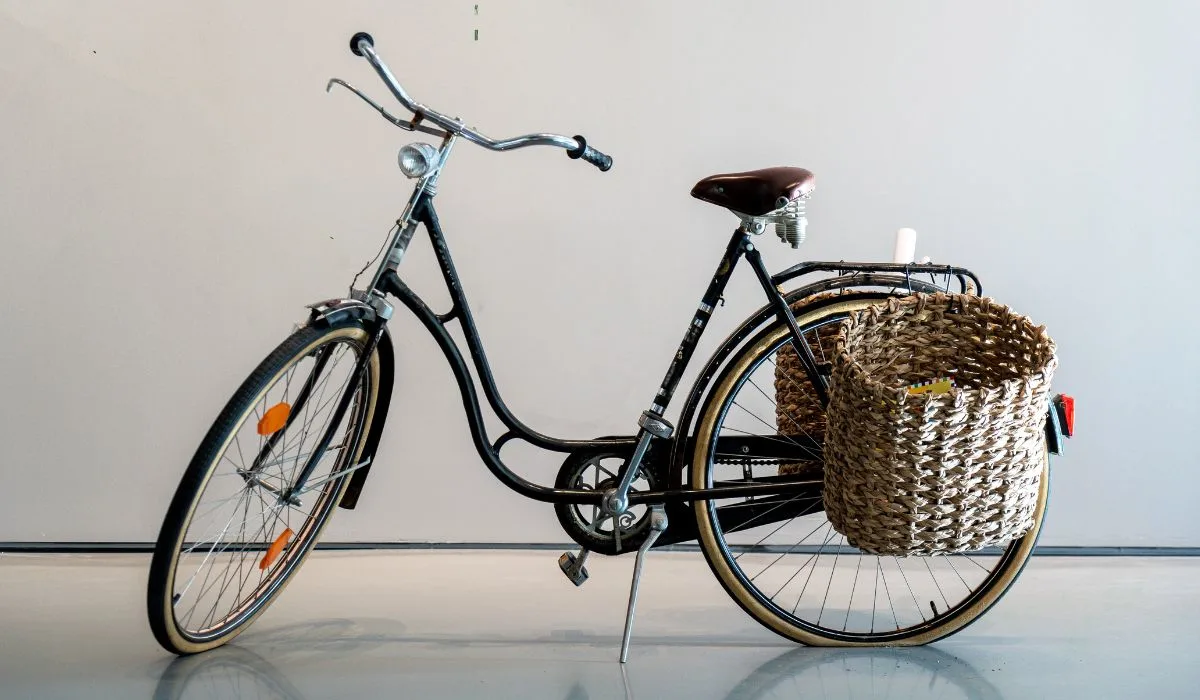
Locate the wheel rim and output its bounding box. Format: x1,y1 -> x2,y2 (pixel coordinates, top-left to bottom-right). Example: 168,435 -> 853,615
168,332 -> 374,643
696,303 -> 1046,643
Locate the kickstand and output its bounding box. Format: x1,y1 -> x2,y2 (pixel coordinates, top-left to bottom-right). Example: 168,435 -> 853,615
619,504 -> 668,663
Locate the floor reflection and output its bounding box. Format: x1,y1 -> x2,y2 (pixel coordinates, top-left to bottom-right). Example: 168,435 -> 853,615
153,647 -> 300,700
151,620 -> 1001,700
720,647 -> 1002,700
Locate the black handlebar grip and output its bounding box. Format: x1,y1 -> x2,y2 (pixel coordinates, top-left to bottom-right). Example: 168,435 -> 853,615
350,32 -> 375,56
566,135 -> 613,172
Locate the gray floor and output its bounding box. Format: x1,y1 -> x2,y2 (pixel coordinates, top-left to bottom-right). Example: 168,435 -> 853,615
1,551 -> 1197,699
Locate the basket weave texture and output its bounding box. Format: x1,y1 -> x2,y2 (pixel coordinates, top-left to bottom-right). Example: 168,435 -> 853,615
823,293 -> 1057,556
774,315 -> 842,478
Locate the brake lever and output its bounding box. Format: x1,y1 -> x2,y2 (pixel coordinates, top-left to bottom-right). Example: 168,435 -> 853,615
326,78 -> 449,138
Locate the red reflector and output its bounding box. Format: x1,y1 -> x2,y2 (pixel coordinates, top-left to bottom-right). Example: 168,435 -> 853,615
1060,395 -> 1075,437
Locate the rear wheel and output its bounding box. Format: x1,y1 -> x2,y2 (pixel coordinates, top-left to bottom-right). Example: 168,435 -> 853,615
691,297 -> 1049,645
147,321 -> 380,654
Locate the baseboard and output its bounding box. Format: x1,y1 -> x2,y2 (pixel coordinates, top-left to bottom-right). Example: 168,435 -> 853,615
2,542 -> 1199,556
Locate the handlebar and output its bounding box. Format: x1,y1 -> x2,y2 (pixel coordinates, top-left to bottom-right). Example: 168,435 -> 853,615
347,32 -> 612,172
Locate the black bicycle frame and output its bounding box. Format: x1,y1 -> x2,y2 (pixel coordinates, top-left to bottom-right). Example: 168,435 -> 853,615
363,191 -> 827,506
291,188 -> 981,508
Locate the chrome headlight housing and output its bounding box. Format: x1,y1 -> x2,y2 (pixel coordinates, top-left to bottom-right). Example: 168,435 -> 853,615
397,142 -> 440,179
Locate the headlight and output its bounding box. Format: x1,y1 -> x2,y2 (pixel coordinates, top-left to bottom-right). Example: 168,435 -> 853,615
397,142 -> 440,179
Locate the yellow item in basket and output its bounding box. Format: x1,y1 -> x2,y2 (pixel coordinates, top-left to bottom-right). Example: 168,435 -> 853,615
907,377 -> 955,396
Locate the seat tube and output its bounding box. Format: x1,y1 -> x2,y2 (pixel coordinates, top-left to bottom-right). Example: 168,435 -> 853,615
606,229 -> 747,519
647,229 -> 747,414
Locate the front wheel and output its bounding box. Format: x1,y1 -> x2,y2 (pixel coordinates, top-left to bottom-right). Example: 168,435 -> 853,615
147,320 -> 380,654
691,296 -> 1049,646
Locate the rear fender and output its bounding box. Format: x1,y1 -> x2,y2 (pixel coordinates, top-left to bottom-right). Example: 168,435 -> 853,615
1045,394 -> 1074,456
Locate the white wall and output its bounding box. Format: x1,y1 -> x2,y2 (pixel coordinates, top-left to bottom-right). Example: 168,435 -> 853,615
2,1 -> 1197,546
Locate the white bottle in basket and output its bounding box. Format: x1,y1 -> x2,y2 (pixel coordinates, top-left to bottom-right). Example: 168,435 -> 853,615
893,228 -> 917,264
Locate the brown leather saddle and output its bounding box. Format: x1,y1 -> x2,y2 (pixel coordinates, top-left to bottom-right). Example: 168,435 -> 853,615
691,167 -> 815,217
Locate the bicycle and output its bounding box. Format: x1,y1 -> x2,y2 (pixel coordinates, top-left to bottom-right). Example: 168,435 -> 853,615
147,32 -> 1073,662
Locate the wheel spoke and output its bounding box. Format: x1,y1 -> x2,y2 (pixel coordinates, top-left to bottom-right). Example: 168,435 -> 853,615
879,558 -> 900,631
893,557 -> 926,623
729,401 -> 822,461
870,557 -> 880,633
731,494 -> 824,559
719,424 -> 822,459
177,489 -> 253,600
946,556 -> 972,592
924,557 -> 951,613
816,533 -> 843,626
766,355 -> 824,408
185,487 -> 263,540
748,514 -> 831,581
231,430 -> 249,474
202,493 -> 256,629
283,353 -> 351,487
744,375 -> 820,445
792,525 -> 838,615
767,524 -> 838,600
181,495 -> 262,628
187,511 -> 277,630
844,552 -> 864,631
187,495 -> 283,608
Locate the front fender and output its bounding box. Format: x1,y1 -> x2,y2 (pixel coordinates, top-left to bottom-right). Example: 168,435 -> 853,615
339,324 -> 394,509
306,297 -> 377,327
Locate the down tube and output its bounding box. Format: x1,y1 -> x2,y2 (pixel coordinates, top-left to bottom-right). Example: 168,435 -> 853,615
378,270 -> 604,505
414,199 -> 628,453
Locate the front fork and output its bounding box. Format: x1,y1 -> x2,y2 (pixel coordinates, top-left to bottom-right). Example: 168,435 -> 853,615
280,321 -> 386,502
243,299 -> 391,505
244,346 -> 335,500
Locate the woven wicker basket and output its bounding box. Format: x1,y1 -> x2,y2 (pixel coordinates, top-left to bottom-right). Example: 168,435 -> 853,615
774,315 -> 841,478
823,293 -> 1057,556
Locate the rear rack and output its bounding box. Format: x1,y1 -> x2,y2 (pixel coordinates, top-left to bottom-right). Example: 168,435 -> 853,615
772,261 -> 983,296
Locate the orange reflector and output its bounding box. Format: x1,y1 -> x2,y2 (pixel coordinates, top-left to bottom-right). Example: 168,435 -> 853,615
257,402 -> 291,436
259,528 -> 293,571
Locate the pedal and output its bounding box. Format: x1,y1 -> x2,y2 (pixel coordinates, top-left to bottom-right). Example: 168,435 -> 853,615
558,549 -> 590,587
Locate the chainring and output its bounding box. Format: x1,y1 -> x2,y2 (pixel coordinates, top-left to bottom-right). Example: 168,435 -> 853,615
553,447 -> 659,556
